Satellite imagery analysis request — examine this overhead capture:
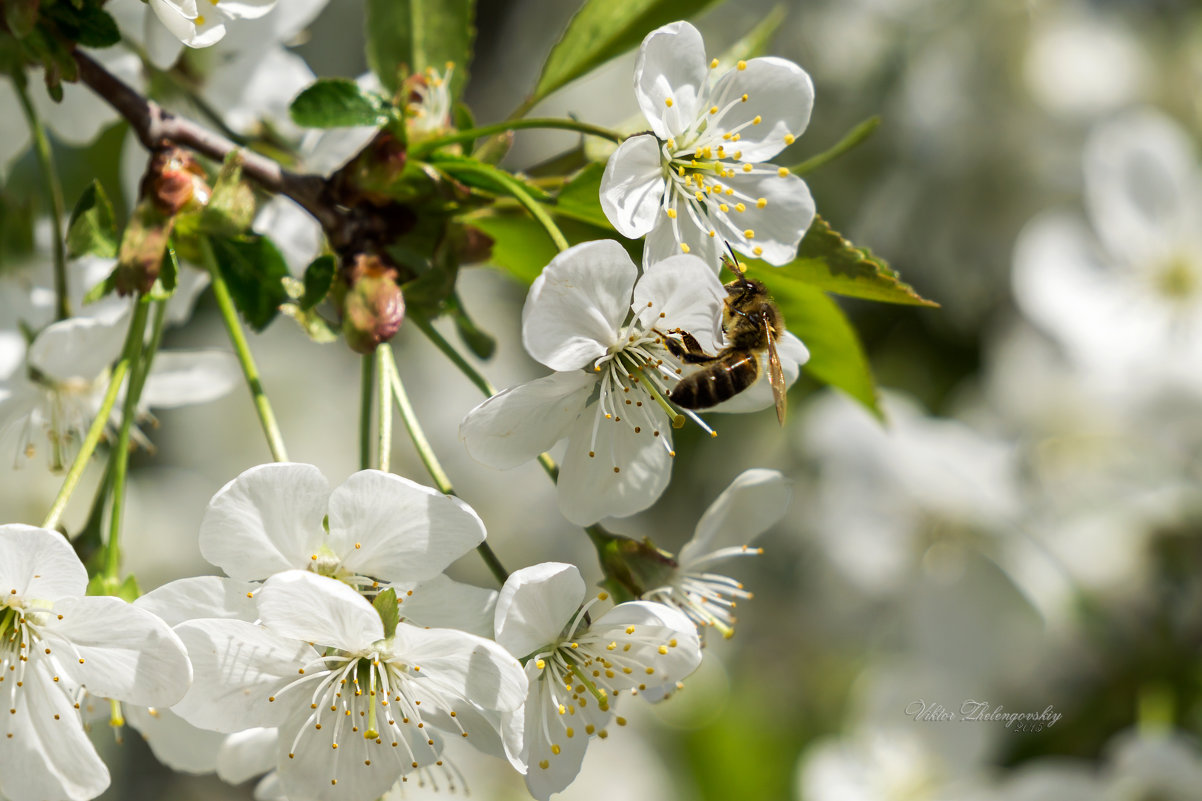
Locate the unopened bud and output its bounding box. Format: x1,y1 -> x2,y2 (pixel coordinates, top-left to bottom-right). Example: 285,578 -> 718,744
142,146 -> 209,216
114,199 -> 173,296
592,529 -> 678,601
337,254 -> 405,353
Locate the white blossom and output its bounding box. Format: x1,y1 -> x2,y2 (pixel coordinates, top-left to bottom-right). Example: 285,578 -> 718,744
460,239 -> 807,526
0,525 -> 191,801
493,563 -> 702,800
639,468 -> 790,638
146,0 -> 279,52
0,310 -> 239,470
172,570 -> 528,801
600,21 -> 816,268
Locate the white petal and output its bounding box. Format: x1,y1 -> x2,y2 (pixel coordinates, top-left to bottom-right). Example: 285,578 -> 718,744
522,666 -> 592,801
633,253 -> 727,352
134,575 -> 259,626
710,171 -> 815,266
326,470 -> 485,583
216,727 -> 279,784
681,469 -> 791,566
143,3 -> 187,67
0,659 -> 109,801
0,524 -> 86,601
141,350 -> 241,408
202,47 -> 314,138
522,240 -> 636,371
28,312 -> 130,383
48,596 -> 192,707
253,771 -> 286,801
212,0 -> 277,20
1084,108 -> 1199,265
199,462 -> 330,581
124,705 -> 227,774
460,371 -> 593,470
643,209 -> 723,269
706,57 -> 814,162
172,618 -> 314,733
635,21 -> 708,140
589,601 -> 702,690
217,0 -> 328,50
393,574 -> 497,639
600,135 -> 667,238
257,570 -> 383,652
494,562 -> 585,658
556,409 -> 673,526
276,699 -> 414,801
390,623 -> 528,716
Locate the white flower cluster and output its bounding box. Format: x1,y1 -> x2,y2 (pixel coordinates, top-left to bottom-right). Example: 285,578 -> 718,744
0,16 -> 815,801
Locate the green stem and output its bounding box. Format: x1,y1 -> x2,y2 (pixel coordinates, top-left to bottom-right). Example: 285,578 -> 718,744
375,346 -> 393,473
412,117 -> 624,159
11,69 -> 70,321
790,115 -> 881,176
440,162 -> 569,252
103,299 -> 152,580
200,239 -> 289,462
382,346 -> 508,586
40,304 -> 147,530
412,315 -> 560,481
359,354 -> 374,471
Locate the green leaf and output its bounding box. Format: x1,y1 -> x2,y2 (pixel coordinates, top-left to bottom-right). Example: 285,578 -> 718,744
289,79 -> 394,129
531,0 -> 721,104
300,255 -> 336,310
208,236 -> 290,331
469,212 -> 638,285
767,217 -> 938,307
447,294 -> 495,359
768,281 -> 880,417
146,245 -> 179,301
365,0 -> 474,99
66,181 -> 118,259
550,163 -> 611,228
373,588 -> 400,639
44,3 -> 120,47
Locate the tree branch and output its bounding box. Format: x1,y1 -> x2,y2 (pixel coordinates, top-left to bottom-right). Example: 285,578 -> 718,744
73,50 -> 342,236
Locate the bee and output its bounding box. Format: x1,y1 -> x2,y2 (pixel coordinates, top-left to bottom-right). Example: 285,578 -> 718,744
663,268 -> 789,425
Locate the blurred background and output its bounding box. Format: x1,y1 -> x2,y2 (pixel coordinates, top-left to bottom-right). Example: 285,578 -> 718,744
2,0 -> 1201,798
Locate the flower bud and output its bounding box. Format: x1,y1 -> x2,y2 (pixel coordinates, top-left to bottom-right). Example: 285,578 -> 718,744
141,146 -> 210,216
591,528 -> 678,602
335,254 -> 405,353
114,198 -> 173,296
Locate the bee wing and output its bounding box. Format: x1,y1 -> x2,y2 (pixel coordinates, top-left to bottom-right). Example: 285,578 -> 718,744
765,319 -> 787,426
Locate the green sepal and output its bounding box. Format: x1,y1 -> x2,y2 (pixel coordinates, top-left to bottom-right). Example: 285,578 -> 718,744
4,0 -> 41,39
201,152 -> 257,236
66,180 -> 118,259
373,588 -> 400,639
289,79 -> 396,129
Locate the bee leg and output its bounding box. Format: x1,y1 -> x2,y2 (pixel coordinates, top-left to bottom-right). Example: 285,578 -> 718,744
662,329 -> 718,364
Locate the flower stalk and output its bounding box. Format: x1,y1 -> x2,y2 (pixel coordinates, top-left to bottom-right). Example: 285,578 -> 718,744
201,238 -> 289,462
11,67 -> 69,321
410,117 -> 625,159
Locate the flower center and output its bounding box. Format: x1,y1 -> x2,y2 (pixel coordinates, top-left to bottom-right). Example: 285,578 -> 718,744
1154,253 -> 1200,304
270,643 -> 470,785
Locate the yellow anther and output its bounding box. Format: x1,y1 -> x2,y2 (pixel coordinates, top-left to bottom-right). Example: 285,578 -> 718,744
741,93 -> 748,102
744,229 -> 755,239
598,591 -> 609,600
195,14 -> 206,24
616,717 -> 628,726
625,626 -> 635,634
551,744 -> 561,755
756,197 -> 767,209
666,208 -> 677,219
658,645 -> 668,655
665,97 -> 674,107
753,246 -> 763,256
743,163 -> 753,173
735,203 -> 746,213
710,58 -> 719,68
540,760 -> 550,770
536,659 -> 546,669
680,243 -> 691,253
737,60 -> 747,71
710,106 -> 719,115
708,229 -> 716,238
719,204 -> 729,213
566,728 -> 575,738
778,166 -> 790,177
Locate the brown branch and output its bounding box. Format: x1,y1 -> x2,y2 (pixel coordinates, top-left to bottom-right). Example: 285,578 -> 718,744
73,50 -> 344,238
